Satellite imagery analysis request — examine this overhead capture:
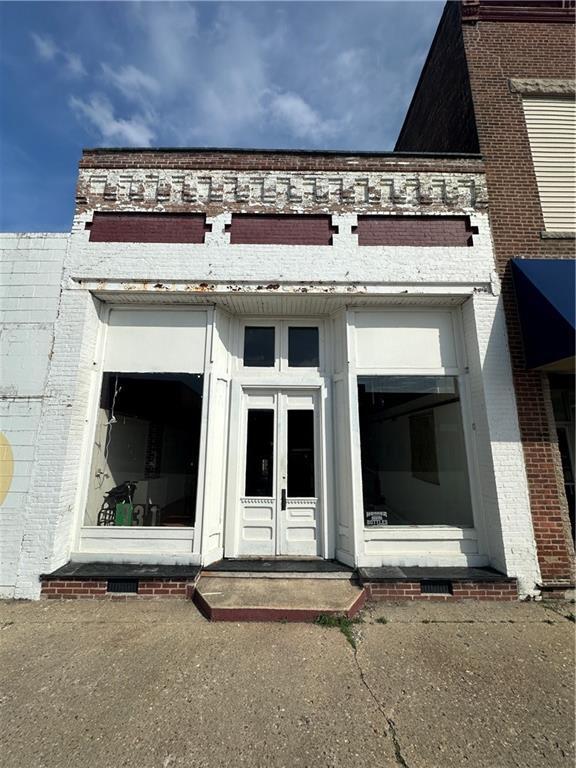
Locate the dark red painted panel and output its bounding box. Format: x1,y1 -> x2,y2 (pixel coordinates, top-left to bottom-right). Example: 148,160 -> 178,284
355,215 -> 476,246
228,214 -> 336,245
89,213 -> 209,243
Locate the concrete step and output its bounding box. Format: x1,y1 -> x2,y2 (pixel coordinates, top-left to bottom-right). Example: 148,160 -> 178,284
193,576 -> 366,622
201,570 -> 353,580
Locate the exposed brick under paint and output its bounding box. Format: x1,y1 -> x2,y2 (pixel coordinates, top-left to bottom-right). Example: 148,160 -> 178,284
228,214 -> 336,245
365,580 -> 518,601
355,215 -> 476,246
40,580 -> 194,599
89,213 -> 209,243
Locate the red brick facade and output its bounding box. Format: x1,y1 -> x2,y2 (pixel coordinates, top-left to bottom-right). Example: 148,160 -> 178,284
462,12 -> 575,586
89,213 -> 209,243
396,1 -> 575,589
355,215 -> 476,247
227,214 -> 336,245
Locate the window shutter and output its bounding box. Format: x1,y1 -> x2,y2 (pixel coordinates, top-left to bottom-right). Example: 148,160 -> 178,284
522,97 -> 576,232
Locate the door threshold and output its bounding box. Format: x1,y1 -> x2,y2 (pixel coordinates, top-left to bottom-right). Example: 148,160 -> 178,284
204,558 -> 354,577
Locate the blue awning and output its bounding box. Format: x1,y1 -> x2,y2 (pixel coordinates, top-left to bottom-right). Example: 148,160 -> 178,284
511,259 -> 575,370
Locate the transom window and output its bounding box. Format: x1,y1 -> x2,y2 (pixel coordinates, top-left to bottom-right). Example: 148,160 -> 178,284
244,327 -> 275,367
288,327 -> 319,367
241,322 -> 321,370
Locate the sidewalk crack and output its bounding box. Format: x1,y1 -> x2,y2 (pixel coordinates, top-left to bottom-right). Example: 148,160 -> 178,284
352,645 -> 410,768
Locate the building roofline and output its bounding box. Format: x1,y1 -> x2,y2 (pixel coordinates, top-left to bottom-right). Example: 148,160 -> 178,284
395,1 -> 453,151
81,146 -> 482,160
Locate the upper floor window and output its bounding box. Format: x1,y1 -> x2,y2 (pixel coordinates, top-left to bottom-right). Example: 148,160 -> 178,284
522,96 -> 576,233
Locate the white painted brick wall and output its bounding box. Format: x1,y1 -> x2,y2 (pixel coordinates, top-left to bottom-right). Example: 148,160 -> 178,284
462,294 -> 541,596
67,211 -> 495,288
0,234 -> 67,597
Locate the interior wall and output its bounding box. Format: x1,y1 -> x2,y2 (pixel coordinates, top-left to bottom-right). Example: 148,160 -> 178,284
362,400 -> 473,526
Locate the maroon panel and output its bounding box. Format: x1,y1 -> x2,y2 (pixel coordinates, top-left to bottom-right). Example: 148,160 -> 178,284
356,215 -> 476,246
228,214 -> 336,245
89,213 -> 209,243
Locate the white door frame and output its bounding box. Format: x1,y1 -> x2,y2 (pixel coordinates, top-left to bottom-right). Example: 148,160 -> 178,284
224,381 -> 332,559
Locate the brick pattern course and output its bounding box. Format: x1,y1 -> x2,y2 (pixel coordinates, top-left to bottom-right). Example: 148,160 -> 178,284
89,213 -> 208,243
41,580 -> 194,599
365,580 -> 518,601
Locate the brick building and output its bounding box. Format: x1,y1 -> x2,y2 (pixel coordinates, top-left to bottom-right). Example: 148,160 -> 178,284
1,147 -> 541,603
396,0 -> 575,597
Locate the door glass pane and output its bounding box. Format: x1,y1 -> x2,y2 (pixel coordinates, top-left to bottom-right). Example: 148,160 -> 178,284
245,409 -> 274,496
84,373 -> 203,527
288,327 -> 319,367
287,410 -> 315,497
244,327 -> 275,367
357,376 -> 473,526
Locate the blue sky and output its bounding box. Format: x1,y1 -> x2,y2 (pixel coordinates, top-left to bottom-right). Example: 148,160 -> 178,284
0,1 -> 443,232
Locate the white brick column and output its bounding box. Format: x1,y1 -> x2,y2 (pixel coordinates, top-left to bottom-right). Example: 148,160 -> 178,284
462,293 -> 541,596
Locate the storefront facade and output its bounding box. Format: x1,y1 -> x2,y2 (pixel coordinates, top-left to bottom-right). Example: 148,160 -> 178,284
1,149 -> 543,598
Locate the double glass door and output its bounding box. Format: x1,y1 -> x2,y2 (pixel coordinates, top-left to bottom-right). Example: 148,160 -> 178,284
237,389 -> 320,556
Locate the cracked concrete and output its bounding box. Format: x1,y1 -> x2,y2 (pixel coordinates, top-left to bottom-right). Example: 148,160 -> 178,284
0,599 -> 574,768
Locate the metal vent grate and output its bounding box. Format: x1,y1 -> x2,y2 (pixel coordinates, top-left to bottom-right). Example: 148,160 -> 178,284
107,579 -> 138,594
420,580 -> 453,595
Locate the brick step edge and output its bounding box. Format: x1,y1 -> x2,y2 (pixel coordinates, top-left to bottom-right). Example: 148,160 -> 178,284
193,587 -> 367,622
40,579 -> 196,599
365,580 -> 518,601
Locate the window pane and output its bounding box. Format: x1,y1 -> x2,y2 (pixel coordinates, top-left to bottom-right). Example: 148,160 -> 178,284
245,410 -> 274,496
357,376 -> 473,526
288,327 -> 319,367
244,327 -> 275,367
85,373 -> 203,527
287,410 -> 315,497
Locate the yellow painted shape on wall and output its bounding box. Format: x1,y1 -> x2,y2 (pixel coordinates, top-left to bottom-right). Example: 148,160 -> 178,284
0,433 -> 14,506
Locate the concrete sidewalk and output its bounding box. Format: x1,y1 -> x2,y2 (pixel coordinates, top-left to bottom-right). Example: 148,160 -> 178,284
0,599 -> 574,768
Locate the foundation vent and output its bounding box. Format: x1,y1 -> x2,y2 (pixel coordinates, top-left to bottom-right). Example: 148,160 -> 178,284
420,580 -> 453,595
107,579 -> 139,594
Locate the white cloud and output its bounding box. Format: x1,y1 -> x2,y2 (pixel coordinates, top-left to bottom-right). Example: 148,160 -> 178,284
31,33 -> 58,61
50,2 -> 443,151
269,92 -> 338,142
130,2 -> 199,86
101,64 -> 159,101
31,32 -> 85,78
69,94 -> 155,146
64,52 -> 87,78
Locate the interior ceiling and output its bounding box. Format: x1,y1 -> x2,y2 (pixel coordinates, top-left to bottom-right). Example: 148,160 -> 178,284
93,291 -> 467,315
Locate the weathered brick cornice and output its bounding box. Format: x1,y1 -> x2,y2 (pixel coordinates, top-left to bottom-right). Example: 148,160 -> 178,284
75,161 -> 487,216
461,0 -> 576,24
80,148 -> 484,174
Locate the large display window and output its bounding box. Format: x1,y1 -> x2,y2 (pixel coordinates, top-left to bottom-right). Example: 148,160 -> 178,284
84,373 -> 203,528
357,375 -> 474,527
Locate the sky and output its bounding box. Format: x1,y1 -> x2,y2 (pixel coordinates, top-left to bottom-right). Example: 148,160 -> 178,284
0,1 -> 444,232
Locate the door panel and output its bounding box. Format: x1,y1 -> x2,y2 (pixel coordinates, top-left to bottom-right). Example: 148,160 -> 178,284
237,389 -> 320,557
